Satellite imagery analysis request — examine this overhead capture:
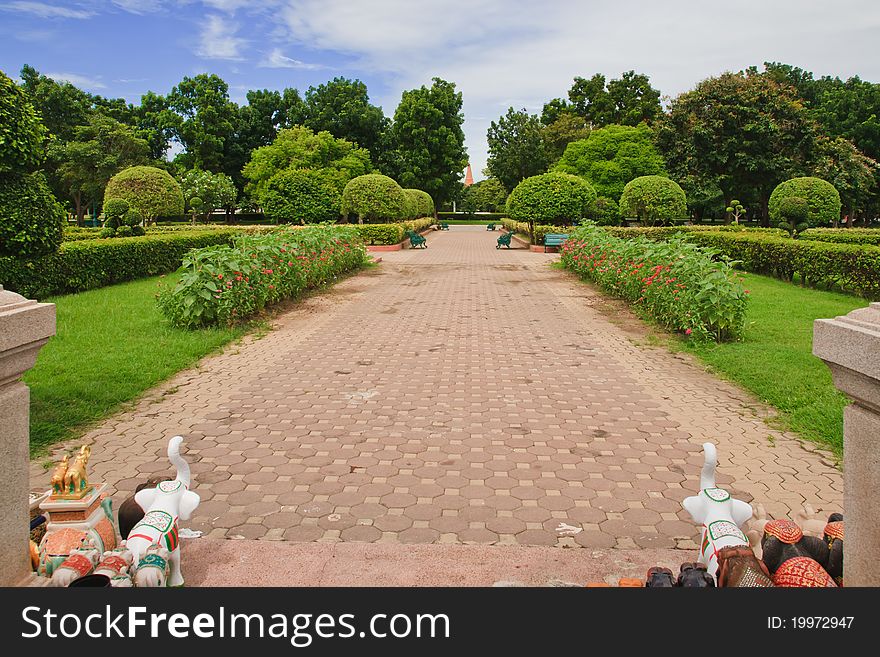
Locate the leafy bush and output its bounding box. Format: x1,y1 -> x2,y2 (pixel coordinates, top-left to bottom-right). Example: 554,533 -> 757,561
104,166 -> 185,223
262,169 -> 341,224
501,218 -> 530,237
587,196 -> 620,225
157,226 -> 367,328
506,172 -> 596,226
769,177 -> 841,228
682,230 -> 880,299
0,172 -> 65,258
103,198 -> 130,229
342,174 -> 408,223
561,223 -> 749,340
354,224 -> 404,245
799,228 -> 880,246
115,225 -> 134,237
131,225 -> 146,237
619,176 -> 687,225
100,227 -> 116,239
403,189 -> 435,218
0,229 -> 241,299
0,70 -> 47,174
776,197 -> 810,237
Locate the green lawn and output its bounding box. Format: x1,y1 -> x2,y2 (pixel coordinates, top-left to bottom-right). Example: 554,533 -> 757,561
684,273 -> 867,456
24,273 -> 251,456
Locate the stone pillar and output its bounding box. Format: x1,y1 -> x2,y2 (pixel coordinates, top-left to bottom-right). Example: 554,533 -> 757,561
0,285 -> 55,586
813,302 -> 880,587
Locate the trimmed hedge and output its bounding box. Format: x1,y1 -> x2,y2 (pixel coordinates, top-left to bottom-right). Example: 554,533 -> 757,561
769,177 -> 841,228
342,174 -> 408,223
506,172 -> 596,225
681,231 -> 880,299
104,166 -> 185,222
799,228 -> 880,246
262,168 -> 341,224
353,217 -> 434,245
403,189 -> 435,218
619,175 -> 687,225
0,171 -> 66,258
0,230 -> 241,299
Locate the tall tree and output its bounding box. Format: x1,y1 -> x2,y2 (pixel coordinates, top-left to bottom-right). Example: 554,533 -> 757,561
486,107 -> 550,192
810,136 -> 878,222
47,114 -> 150,224
18,64 -> 93,142
541,112 -> 591,161
655,71 -> 816,224
566,70 -> 661,128
135,91 -> 174,160
387,77 -> 467,210
304,77 -> 387,159
165,74 -> 237,172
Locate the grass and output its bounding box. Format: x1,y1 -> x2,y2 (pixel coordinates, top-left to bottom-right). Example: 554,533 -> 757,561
683,273 -> 867,456
24,273 -> 251,457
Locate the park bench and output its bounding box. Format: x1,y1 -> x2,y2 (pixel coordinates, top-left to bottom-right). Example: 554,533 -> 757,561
543,233 -> 569,252
496,232 -> 513,249
486,223 -> 496,231
406,229 -> 427,249
439,223 -> 450,230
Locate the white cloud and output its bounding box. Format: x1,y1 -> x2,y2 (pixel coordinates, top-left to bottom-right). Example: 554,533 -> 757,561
259,47 -> 324,70
273,0 -> 880,179
0,1 -> 93,19
195,14 -> 247,60
112,0 -> 165,14
44,72 -> 106,89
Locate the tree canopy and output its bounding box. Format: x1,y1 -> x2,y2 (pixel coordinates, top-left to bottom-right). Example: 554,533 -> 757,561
304,77 -> 387,159
486,107 -> 551,192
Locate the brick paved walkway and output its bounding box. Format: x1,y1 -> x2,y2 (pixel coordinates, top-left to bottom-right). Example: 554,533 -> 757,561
30,227 -> 842,550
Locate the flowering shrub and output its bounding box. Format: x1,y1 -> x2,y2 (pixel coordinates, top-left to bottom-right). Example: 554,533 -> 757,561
560,223 -> 748,341
157,225 -> 367,328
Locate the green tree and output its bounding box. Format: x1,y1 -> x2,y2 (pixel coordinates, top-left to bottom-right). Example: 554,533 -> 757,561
242,125 -> 372,207
386,77 -> 467,211
541,112 -> 591,162
135,91 -> 175,160
304,77 -> 387,159
1,69 -> 47,174
810,136 -> 878,223
262,169 -> 341,224
655,71 -> 816,225
47,114 -> 150,225
619,175 -> 688,226
342,174 -> 407,223
486,107 -> 550,192
554,124 -> 666,201
179,169 -> 238,221
165,74 -> 237,172
467,178 -> 508,212
567,70 -> 661,127
104,165 -> 184,223
18,64 -> 92,142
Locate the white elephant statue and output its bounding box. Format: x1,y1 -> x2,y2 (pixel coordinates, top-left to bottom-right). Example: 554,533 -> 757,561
134,544 -> 170,587
682,442 -> 753,583
126,436 -> 200,587
49,544 -> 100,587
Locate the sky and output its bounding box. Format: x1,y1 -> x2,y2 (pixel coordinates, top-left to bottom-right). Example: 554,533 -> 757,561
2,1 -> 880,180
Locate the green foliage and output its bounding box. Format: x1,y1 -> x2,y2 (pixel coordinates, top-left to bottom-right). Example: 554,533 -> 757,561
355,223 -> 404,245
681,230 -> 880,299
242,125 -> 371,205
100,227 -> 116,238
619,176 -> 688,225
726,199 -> 746,223
799,228 -> 880,246
179,168 -> 238,216
342,174 -> 408,223
565,71 -> 662,127
587,196 -> 620,225
102,199 -> 130,229
304,77 -> 388,158
486,107 -> 551,192
262,169 -> 342,224
561,224 -> 749,340
656,72 -> 816,220
506,172 -> 596,227
0,229 -> 240,299
810,136 -> 878,216
0,172 -> 65,258
0,69 -> 47,174
769,177 -> 842,228
123,208 -> 143,227
47,114 -> 150,223
18,65 -> 94,143
157,226 -> 366,328
165,74 -> 237,172
541,112 -> 591,161
776,197 -> 810,236
464,179 -> 507,213
115,225 -> 134,237
403,189 -> 435,218
386,78 -> 467,209
104,166 -> 185,222
554,124 -> 666,201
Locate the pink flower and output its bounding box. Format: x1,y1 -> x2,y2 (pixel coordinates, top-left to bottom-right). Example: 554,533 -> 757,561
685,328 -> 692,335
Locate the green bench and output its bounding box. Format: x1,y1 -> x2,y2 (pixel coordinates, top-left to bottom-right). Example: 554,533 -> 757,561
406,230 -> 427,249
496,232 -> 513,249
486,223 -> 496,231
542,233 -> 569,252
439,222 -> 450,230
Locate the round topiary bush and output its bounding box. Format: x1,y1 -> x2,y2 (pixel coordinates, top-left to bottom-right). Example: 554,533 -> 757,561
619,175 -> 687,226
769,177 -> 841,227
131,225 -> 146,237
115,225 -> 134,238
1,70 -> 47,174
506,172 -> 596,226
342,174 -> 407,223
0,172 -> 65,258
100,227 -> 116,238
123,208 -> 143,227
403,189 -> 435,219
102,198 -> 130,229
104,165 -> 184,223
262,169 -> 342,224
587,196 -> 620,226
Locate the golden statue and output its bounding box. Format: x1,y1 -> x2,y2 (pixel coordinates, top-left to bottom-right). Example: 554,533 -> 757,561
50,455 -> 69,496
50,446 -> 92,500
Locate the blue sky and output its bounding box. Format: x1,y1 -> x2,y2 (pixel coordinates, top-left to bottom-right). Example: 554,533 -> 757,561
2,1 -> 880,179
